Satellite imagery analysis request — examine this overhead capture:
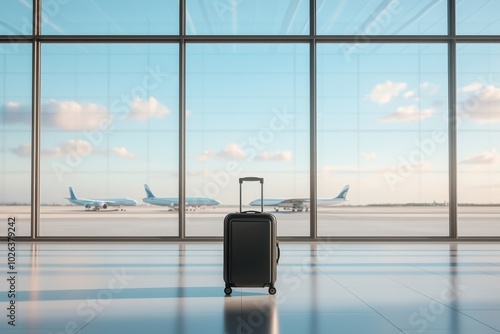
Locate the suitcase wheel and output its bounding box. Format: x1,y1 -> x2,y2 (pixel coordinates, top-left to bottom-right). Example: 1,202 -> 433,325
268,287 -> 276,295
224,287 -> 233,295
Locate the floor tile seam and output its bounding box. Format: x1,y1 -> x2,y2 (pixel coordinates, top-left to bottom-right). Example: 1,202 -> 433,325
384,274 -> 500,333
407,263 -> 465,279
318,267 -> 406,333
384,263 -> 457,289
407,263 -> 500,286
476,268 -> 500,279
321,265 -> 500,333
69,303 -> 108,334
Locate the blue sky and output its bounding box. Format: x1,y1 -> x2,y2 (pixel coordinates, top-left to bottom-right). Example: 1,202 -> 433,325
1,0 -> 500,206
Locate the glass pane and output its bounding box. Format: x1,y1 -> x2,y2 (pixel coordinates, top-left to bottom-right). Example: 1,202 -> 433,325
457,44 -> 500,236
187,44 -> 309,237
186,0 -> 309,35
0,44 -> 32,236
318,44 -> 449,236
40,44 -> 179,236
457,0 -> 500,35
41,0 -> 178,35
317,0 -> 447,35
0,0 -> 32,35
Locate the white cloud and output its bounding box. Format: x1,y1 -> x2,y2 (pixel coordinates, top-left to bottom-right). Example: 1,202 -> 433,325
11,144 -> 69,158
368,81 -> 408,104
10,144 -> 31,157
420,82 -> 439,95
10,139 -> 95,158
111,147 -> 138,159
362,152 -> 378,161
460,150 -> 500,165
461,81 -> 483,93
64,140 -> 94,156
257,150 -> 293,161
403,90 -> 416,98
459,85 -> 500,123
2,100 -> 111,130
42,100 -> 111,131
194,143 -> 247,162
2,102 -> 31,125
382,105 -> 435,123
221,143 -> 247,159
41,147 -> 63,157
127,97 -> 170,121
194,150 -> 216,162
4,97 -> 172,129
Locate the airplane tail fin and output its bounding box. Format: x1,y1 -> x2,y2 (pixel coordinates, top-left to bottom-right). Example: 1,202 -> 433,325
335,185 -> 349,199
144,184 -> 156,198
69,187 -> 77,200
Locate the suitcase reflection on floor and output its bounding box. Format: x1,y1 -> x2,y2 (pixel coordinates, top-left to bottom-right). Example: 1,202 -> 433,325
224,294 -> 279,334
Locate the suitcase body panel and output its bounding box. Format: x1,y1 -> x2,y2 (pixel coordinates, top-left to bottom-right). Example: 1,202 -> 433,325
223,177 -> 279,294
223,212 -> 277,288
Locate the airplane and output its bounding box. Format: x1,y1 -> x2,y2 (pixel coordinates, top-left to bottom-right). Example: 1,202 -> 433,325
142,184 -> 221,210
249,185 -> 350,212
66,187 -> 138,211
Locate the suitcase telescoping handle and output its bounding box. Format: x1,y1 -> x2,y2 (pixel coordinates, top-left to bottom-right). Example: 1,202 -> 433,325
239,177 -> 264,213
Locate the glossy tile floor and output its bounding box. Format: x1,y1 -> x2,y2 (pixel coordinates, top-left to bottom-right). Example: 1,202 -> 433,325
1,242 -> 500,334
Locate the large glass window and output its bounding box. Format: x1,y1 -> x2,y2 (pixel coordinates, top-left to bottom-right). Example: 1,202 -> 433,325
457,44 -> 500,236
40,44 -> 179,236
41,0 -> 178,35
0,44 -> 32,236
4,0 -> 500,240
457,0 -> 500,35
317,0 -> 447,36
186,0 -> 309,35
186,43 -> 309,237
0,0 -> 32,35
317,43 -> 449,236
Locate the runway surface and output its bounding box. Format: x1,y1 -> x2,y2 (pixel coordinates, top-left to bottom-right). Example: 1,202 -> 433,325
2,205 -> 499,237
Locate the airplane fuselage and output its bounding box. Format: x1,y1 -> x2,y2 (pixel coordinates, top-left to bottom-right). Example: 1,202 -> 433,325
68,197 -> 137,210
142,184 -> 221,210
249,185 -> 349,212
143,197 -> 220,208
250,198 -> 346,212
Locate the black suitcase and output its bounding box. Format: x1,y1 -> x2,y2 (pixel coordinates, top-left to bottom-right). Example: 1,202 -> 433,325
223,177 -> 280,295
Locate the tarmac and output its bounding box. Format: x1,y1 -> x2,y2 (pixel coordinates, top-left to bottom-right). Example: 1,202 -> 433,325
2,205 -> 499,237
